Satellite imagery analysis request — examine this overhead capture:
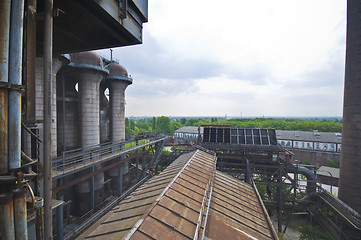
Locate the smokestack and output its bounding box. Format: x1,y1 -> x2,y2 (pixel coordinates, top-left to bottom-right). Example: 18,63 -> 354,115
339,0 -> 361,215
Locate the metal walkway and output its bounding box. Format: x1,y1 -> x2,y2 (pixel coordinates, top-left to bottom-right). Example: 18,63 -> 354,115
52,136 -> 168,180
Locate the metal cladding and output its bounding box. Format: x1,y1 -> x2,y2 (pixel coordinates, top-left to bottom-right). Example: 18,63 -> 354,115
106,62 -> 132,141
13,188 -> 28,240
0,193 -> 15,239
84,150 -> 277,239
8,0 -> 25,170
339,0 -> 361,215
0,0 -> 11,174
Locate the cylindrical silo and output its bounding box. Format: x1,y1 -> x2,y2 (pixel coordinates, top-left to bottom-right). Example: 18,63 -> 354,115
339,0 -> 361,215
69,52 -> 108,215
99,80 -> 110,144
106,63 -> 132,142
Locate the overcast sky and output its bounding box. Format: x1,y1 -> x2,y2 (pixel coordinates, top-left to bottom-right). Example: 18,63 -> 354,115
98,0 -> 346,118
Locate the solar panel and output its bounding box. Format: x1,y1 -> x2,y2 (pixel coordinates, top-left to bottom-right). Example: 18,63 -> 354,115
203,127 -> 278,146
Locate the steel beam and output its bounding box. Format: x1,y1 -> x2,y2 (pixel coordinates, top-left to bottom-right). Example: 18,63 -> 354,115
43,0 -> 53,238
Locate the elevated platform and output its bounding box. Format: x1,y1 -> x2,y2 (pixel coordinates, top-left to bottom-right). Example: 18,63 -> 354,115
52,136 -> 167,180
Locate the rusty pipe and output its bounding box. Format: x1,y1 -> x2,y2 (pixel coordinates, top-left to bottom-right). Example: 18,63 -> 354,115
25,0 -> 37,121
0,193 -> 15,239
43,0 -> 53,239
13,188 -> 28,240
0,0 -> 11,174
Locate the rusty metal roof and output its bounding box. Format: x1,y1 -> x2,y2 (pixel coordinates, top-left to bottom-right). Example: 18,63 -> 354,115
82,150 -> 277,240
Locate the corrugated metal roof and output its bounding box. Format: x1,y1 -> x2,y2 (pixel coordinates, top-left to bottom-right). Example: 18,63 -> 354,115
276,130 -> 341,143
317,166 -> 340,179
82,150 -> 277,240
175,126 -> 203,134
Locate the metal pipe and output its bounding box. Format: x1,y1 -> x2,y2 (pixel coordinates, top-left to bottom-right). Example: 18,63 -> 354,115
13,188 -> 28,240
0,193 -> 15,240
286,166 -> 317,194
62,73 -> 66,152
25,0 -> 37,121
35,197 -> 44,240
0,0 -> 11,174
43,0 -> 53,239
8,0 -> 25,170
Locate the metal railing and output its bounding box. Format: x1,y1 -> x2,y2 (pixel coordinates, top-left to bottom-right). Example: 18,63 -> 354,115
52,134 -> 168,176
317,185 -> 361,230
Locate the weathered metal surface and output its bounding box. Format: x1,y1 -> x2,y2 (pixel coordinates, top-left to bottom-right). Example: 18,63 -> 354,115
36,0 -> 148,55
25,0 -> 37,121
13,189 -> 28,240
0,89 -> 8,174
43,0 -> 53,239
83,150 -> 277,240
0,193 -> 15,240
84,152 -> 193,239
0,0 -> 11,174
339,0 -> 361,216
205,171 -> 275,240
8,0 -> 25,170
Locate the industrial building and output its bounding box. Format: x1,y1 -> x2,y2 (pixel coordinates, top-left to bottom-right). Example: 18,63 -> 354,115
1,0 -> 361,239
175,127 -> 341,167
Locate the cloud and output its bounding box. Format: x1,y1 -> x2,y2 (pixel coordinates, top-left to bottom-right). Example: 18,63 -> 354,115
102,0 -> 346,117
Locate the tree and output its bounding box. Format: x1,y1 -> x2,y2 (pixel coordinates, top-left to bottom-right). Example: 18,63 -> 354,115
180,118 -> 187,125
156,116 -> 171,134
152,116 -> 156,130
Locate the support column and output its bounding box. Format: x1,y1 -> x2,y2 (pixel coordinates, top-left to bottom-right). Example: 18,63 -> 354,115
118,164 -> 123,196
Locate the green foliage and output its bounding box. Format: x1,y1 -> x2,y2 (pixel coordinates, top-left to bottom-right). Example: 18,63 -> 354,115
124,117 -> 341,138
299,219 -> 331,240
303,160 -> 311,165
326,158 -> 340,168
156,116 -> 171,134
255,184 -> 267,200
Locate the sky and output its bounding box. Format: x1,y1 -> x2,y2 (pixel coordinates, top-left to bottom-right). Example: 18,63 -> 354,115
98,0 -> 346,118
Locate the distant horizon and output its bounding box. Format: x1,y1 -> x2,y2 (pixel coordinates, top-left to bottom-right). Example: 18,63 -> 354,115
127,115 -> 343,120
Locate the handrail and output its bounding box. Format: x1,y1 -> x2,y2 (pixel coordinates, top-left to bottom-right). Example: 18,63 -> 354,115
317,186 -> 361,230
52,135 -> 168,174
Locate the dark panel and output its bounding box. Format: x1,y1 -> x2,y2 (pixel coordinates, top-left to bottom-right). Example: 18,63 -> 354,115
238,129 -> 245,136
217,128 -> 224,143
252,129 -> 260,136
210,128 -> 217,143
224,128 -> 230,143
203,128 -> 210,143
261,136 -> 269,145
239,136 -> 245,144
268,129 -> 277,145
260,129 -> 268,136
230,128 -> 237,136
246,136 -> 253,144
254,135 -> 261,145
231,136 -> 238,144
246,129 -> 252,136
